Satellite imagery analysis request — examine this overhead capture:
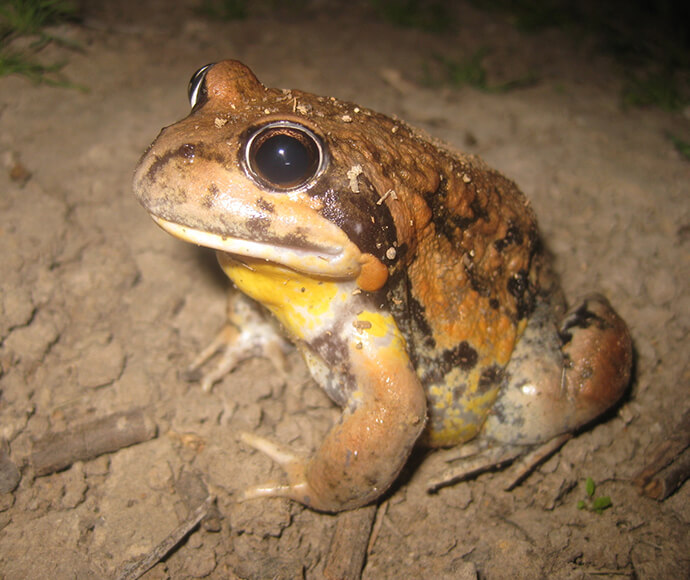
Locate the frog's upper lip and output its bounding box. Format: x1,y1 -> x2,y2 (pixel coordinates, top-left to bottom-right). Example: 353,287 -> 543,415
152,216 -> 362,278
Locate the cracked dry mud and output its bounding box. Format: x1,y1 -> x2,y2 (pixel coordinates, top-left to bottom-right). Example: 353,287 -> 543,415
1,2 -> 688,578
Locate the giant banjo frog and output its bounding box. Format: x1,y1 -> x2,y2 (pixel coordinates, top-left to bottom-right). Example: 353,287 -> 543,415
133,60 -> 632,512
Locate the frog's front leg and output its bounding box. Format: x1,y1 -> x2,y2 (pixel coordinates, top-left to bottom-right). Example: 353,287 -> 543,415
185,291 -> 290,392
240,312 -> 428,512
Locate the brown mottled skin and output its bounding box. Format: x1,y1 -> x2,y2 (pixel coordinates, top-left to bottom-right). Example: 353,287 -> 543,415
134,61 -> 633,511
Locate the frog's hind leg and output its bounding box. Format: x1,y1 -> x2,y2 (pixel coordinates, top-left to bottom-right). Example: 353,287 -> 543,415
430,294 -> 632,491
484,293 -> 632,447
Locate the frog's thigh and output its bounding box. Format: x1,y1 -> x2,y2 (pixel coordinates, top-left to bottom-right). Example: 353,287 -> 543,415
483,294 -> 632,446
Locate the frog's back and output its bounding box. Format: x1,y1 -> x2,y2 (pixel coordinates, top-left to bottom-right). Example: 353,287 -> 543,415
367,138 -> 543,446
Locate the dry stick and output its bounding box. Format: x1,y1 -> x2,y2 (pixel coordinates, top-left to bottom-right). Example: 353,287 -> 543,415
634,408 -> 690,500
428,433 -> 573,493
367,500 -> 388,554
638,448 -> 690,500
175,469 -> 223,532
0,438 -> 21,493
427,448 -> 520,493
115,495 -> 216,580
323,504 -> 378,580
503,433 -> 572,491
29,409 -> 158,476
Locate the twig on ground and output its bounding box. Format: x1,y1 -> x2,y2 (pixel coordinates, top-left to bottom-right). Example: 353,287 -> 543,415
367,500 -> 388,554
323,504 -> 378,580
115,495 -> 216,580
29,409 -> 157,476
0,438 -> 21,493
427,433 -> 572,493
503,433 -> 572,491
175,469 -> 223,532
634,409 -> 690,500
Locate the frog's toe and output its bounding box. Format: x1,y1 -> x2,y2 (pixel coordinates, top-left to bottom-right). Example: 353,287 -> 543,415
240,431 -> 305,469
239,431 -> 311,505
183,323 -> 241,390
184,293 -> 290,392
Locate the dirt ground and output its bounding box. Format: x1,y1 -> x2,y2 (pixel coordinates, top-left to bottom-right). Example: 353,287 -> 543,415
1,1 -> 688,578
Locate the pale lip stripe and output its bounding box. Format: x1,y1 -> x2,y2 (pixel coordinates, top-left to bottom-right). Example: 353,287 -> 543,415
152,215 -> 363,279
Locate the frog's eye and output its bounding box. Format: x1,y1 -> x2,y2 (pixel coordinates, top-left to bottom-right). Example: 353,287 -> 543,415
245,122 -> 326,191
188,63 -> 215,109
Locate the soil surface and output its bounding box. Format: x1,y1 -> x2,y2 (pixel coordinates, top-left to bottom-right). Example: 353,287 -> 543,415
1,2 -> 688,578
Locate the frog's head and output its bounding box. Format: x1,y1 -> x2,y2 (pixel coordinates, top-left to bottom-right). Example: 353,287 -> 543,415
133,60 -> 412,292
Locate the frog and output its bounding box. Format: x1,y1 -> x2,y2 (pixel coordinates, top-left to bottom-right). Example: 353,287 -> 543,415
133,60 -> 633,512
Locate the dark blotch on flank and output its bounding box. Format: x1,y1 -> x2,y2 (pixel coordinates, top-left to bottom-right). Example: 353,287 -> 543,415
478,365 -> 503,394
421,341 -> 478,385
447,341 -> 479,370
408,295 -> 434,345
507,268 -> 536,320
452,383 -> 467,402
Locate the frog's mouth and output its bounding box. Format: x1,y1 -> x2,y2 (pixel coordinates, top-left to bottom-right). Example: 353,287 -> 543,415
152,216 -> 363,279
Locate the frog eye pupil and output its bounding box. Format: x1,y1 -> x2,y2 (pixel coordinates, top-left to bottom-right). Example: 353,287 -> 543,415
246,123 -> 324,190
254,134 -> 311,186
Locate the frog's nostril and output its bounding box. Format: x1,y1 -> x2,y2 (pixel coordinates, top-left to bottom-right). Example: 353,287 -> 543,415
245,121 -> 326,191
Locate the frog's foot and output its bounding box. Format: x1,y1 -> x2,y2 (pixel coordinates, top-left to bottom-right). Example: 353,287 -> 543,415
184,293 -> 290,392
238,431 -> 311,505
427,433 -> 572,493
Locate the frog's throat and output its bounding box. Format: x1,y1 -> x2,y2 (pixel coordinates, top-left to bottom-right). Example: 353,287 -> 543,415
151,216 -> 363,279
